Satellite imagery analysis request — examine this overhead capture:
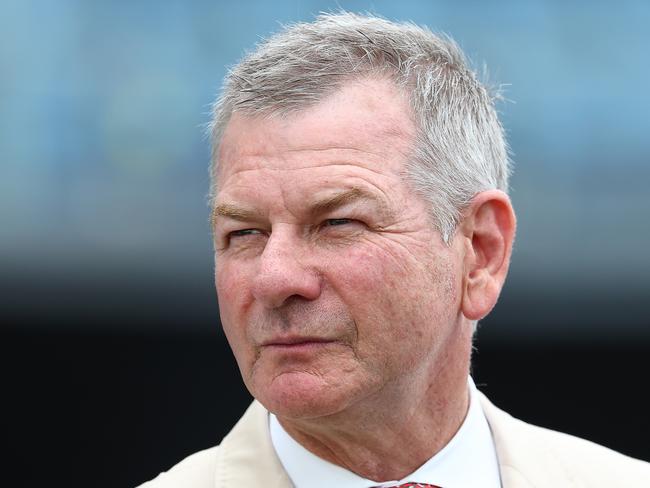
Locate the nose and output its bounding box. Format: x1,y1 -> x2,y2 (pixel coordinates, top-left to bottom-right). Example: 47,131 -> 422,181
251,229 -> 322,309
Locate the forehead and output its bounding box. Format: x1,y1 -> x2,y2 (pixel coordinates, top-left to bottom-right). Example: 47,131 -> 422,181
216,77 -> 416,189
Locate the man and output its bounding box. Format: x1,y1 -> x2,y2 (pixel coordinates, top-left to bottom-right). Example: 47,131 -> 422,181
140,12 -> 649,487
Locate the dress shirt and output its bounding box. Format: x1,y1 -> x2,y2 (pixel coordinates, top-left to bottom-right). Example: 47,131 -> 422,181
270,377 -> 501,488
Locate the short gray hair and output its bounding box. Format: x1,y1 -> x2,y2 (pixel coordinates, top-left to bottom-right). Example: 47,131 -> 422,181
208,11 -> 511,241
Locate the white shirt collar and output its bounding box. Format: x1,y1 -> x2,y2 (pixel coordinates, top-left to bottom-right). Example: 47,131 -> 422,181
269,377 -> 501,488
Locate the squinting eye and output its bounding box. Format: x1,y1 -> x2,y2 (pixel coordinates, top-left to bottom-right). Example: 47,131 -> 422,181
323,218 -> 352,226
229,228 -> 262,238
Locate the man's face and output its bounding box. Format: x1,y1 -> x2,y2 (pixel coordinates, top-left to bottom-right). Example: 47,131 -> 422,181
213,78 -> 470,420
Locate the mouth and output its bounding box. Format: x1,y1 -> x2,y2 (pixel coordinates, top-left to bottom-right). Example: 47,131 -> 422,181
261,336 -> 337,352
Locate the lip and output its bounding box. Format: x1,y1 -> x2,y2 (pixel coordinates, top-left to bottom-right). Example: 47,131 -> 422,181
260,337 -> 338,352
262,336 -> 335,347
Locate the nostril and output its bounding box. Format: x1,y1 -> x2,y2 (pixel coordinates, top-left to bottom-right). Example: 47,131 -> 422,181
252,265 -> 322,308
251,241 -> 321,308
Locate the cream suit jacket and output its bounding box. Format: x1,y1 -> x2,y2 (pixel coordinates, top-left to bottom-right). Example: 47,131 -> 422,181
139,393 -> 650,487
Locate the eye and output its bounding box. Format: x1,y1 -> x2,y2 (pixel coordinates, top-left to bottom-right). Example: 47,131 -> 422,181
218,228 -> 266,252
229,228 -> 263,237
318,218 -> 366,236
322,218 -> 353,227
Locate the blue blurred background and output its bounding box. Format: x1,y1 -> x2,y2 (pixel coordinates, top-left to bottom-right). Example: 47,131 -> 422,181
2,0 -> 649,340
2,1 -> 649,486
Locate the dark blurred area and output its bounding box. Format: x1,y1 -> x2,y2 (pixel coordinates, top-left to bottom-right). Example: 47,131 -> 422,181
4,325 -> 649,487
2,0 -> 649,486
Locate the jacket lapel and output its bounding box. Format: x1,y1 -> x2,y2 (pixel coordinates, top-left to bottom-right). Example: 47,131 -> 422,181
478,392 -> 576,488
216,401 -> 293,487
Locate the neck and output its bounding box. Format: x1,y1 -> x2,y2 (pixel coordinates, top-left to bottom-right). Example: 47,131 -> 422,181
277,328 -> 472,482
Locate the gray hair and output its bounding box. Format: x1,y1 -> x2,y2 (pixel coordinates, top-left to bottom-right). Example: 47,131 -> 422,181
208,11 -> 511,241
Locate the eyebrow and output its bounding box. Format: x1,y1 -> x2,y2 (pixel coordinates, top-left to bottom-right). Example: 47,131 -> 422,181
212,187 -> 389,226
308,187 -> 388,217
211,203 -> 263,225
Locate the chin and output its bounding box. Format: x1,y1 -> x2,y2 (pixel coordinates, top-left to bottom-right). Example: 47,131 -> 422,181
252,370 -> 352,420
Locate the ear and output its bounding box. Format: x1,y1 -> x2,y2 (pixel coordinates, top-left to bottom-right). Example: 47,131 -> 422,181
459,190 -> 516,321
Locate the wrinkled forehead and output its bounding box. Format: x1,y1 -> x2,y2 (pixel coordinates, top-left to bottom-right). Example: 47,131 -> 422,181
215,77 -> 417,188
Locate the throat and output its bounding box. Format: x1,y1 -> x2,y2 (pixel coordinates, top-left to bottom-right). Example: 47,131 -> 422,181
273,381 -> 470,482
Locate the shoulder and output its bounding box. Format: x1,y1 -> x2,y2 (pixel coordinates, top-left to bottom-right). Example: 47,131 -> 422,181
136,445 -> 221,488
479,392 -> 650,487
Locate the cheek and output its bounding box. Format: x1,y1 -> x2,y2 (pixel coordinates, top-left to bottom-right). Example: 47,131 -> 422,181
330,246 -> 417,335
336,242 -> 411,282
215,262 -> 255,355
215,258 -> 253,311
336,242 -> 434,302
331,243 -> 459,345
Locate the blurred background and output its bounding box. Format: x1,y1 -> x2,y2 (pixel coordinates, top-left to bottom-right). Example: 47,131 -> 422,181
2,0 -> 648,486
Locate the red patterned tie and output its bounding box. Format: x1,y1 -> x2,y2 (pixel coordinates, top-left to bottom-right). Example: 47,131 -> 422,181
382,484 -> 441,488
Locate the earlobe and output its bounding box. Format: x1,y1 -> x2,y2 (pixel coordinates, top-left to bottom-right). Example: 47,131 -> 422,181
460,190 -> 516,321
